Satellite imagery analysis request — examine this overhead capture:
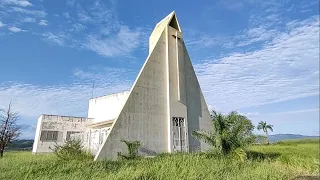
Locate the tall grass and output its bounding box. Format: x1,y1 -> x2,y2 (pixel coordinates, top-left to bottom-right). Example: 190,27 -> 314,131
0,139 -> 318,180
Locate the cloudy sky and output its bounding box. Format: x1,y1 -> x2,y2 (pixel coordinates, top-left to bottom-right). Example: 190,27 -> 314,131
0,0 -> 319,139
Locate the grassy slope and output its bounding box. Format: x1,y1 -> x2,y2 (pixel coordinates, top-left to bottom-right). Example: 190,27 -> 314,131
0,139 -> 319,180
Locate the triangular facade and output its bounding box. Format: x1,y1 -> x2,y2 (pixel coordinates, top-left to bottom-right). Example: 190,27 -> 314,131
94,11 -> 212,160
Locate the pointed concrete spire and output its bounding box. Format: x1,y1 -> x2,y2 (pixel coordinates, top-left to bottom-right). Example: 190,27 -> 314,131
95,11 -> 211,160
149,11 -> 182,53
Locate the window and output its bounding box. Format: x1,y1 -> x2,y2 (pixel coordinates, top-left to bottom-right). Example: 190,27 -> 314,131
172,117 -> 186,152
169,15 -> 179,31
66,131 -> 83,141
40,130 -> 59,141
172,35 -> 181,40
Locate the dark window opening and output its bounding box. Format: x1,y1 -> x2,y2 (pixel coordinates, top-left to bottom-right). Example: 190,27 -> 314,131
172,35 -> 181,40
66,131 -> 82,141
169,15 -> 179,31
40,130 -> 59,141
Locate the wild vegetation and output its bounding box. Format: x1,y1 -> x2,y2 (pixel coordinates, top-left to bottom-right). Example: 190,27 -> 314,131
192,110 -> 255,160
0,139 -> 318,180
1,110 -> 318,179
50,139 -> 93,161
117,139 -> 141,160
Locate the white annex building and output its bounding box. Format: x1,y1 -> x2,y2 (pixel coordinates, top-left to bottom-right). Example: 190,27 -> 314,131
32,11 -> 212,160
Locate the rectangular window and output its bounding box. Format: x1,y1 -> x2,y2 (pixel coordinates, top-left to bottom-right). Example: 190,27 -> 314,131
66,131 -> 83,141
172,117 -> 186,152
40,130 -> 59,141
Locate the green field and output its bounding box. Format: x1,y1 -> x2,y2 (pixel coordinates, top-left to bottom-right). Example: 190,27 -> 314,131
0,139 -> 319,180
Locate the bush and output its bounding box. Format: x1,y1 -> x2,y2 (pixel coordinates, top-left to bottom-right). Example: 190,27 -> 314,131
117,139 -> 141,160
50,139 -> 93,161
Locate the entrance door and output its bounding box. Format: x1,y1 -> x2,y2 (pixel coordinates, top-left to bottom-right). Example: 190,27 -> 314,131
172,117 -> 187,152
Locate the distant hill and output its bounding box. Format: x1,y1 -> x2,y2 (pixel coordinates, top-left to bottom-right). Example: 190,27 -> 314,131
269,134 -> 319,142
7,139 -> 34,150
5,134 -> 319,150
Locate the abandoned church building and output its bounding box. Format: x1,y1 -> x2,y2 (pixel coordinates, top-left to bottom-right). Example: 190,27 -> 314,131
32,11 -> 212,160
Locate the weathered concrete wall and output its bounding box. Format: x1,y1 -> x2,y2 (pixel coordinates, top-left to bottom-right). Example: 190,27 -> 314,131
167,26 -> 189,152
182,42 -> 212,152
167,24 -> 211,152
95,12 -> 212,160
31,12 -> 212,159
149,12 -> 175,54
95,30 -> 169,160
88,127 -> 111,155
88,91 -> 130,123
32,115 -> 92,153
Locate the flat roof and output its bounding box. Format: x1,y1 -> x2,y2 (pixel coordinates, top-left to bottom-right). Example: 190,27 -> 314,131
89,90 -> 130,100
40,114 -> 93,119
86,120 -> 115,129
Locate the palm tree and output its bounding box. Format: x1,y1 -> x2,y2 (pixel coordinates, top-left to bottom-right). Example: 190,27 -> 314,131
257,121 -> 273,144
192,110 -> 229,154
192,110 -> 255,156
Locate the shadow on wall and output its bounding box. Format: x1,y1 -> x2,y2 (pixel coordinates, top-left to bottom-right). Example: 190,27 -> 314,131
139,146 -> 157,156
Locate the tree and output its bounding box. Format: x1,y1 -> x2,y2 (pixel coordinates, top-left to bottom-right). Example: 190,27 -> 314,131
257,121 -> 273,144
0,102 -> 20,157
192,110 -> 255,157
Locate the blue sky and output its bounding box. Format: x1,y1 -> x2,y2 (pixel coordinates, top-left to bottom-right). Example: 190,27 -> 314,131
0,0 -> 319,139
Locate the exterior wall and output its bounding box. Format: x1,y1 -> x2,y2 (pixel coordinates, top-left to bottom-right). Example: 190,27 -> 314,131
182,42 -> 212,152
95,12 -> 212,160
87,127 -> 111,155
32,115 -> 91,153
95,30 -> 169,160
167,25 -> 211,152
31,12 -> 212,159
88,91 -> 130,123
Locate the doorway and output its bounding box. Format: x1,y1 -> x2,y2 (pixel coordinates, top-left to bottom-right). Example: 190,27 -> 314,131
172,117 -> 187,152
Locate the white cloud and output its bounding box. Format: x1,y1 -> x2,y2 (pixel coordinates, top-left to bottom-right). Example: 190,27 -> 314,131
63,12 -> 70,19
0,67 -> 133,118
19,124 -> 36,139
27,1 -> 143,57
253,108 -> 319,117
250,108 -> 319,135
234,26 -> 279,47
40,32 -> 68,46
8,26 -> 22,32
0,21 -> 5,27
11,7 -> 46,18
1,0 -> 32,7
70,23 -> 86,32
77,8 -> 93,23
195,16 -> 319,112
85,26 -> 141,57
21,17 -> 36,23
38,19 -> 48,26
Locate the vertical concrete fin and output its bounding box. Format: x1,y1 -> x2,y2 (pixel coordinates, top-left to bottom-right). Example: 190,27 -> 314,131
95,30 -> 169,160
181,41 -> 212,151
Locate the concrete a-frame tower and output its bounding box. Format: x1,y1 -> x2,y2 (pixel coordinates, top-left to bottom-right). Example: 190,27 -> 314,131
95,11 -> 212,160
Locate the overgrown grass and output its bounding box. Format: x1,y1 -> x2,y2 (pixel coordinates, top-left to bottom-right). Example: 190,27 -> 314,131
0,139 -> 319,180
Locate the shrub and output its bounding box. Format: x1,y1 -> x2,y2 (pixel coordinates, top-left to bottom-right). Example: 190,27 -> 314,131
50,139 -> 93,161
117,139 -> 141,160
